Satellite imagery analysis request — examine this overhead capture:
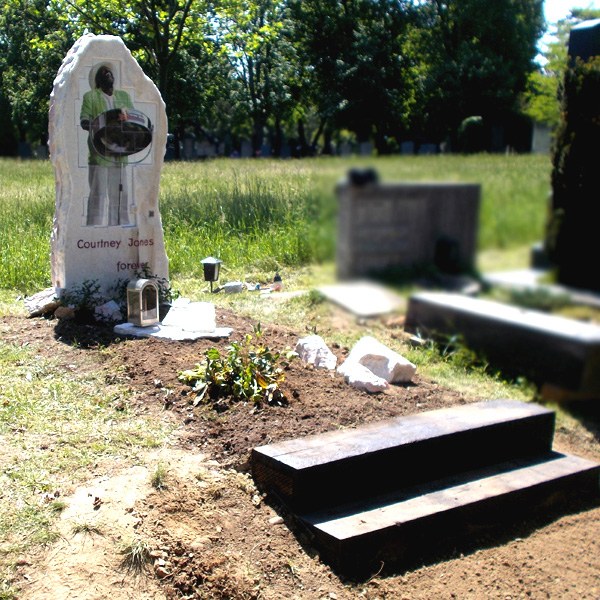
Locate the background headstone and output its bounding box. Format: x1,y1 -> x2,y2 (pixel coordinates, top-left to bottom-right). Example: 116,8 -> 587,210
400,141 -> 415,155
336,179 -> 480,280
568,19 -> 600,63
545,20 -> 600,291
49,34 -> 169,297
241,140 -> 253,158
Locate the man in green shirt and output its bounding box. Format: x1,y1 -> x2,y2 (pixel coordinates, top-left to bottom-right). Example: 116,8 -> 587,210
80,63 -> 134,226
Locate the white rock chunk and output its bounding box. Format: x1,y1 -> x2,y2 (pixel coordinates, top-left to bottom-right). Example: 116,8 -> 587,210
161,301 -> 216,333
295,335 -> 337,370
346,335 -> 416,383
337,360 -> 388,393
24,288 -> 60,317
222,281 -> 244,294
95,300 -> 123,322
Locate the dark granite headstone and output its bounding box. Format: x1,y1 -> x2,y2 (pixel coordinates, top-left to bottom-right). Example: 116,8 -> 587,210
568,19 -> 600,63
545,20 -> 600,291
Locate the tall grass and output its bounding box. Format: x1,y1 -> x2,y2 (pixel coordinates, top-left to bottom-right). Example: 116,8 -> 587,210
0,160 -> 54,291
0,154 -> 551,293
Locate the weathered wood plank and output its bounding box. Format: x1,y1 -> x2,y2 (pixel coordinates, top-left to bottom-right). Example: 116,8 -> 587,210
252,400 -> 555,510
302,453 -> 600,576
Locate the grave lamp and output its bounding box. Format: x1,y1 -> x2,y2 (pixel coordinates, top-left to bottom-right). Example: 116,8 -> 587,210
201,256 -> 222,293
127,278 -> 160,327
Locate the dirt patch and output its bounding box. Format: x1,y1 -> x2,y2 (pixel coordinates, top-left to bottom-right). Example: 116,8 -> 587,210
3,308 -> 600,599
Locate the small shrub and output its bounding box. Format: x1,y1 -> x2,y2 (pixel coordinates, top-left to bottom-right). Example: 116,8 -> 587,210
134,265 -> 180,305
412,332 -> 490,373
306,289 -> 326,306
150,462 -> 169,491
178,324 -> 296,408
119,537 -> 152,573
60,279 -> 103,323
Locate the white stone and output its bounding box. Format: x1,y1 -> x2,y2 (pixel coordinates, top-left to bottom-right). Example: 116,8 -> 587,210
49,34 -> 169,297
161,301 -> 216,333
223,281 -> 244,294
295,335 -> 337,370
94,300 -> 123,322
318,281 -> 404,317
346,336 -> 416,383
24,288 -> 60,317
337,360 -> 388,393
114,323 -> 232,341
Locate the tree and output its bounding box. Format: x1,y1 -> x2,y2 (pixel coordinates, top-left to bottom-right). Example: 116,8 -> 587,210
0,0 -> 218,153
289,0 -> 416,153
0,0 -> 76,150
212,0 -> 302,155
522,8 -> 600,128
415,0 -> 545,147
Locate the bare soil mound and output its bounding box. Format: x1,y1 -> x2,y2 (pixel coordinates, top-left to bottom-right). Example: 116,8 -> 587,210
4,308 -> 600,599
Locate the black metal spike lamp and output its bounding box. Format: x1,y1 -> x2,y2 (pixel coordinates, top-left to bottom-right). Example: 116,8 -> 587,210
201,256 -> 222,293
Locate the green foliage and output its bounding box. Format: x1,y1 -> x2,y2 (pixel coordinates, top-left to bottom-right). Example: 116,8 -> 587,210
150,462 -> 169,491
60,278 -> 128,324
0,0 -> 76,144
522,70 -> 561,127
178,324 -> 296,408
289,0 -> 414,150
0,0 -> 547,152
305,289 -> 326,306
522,8 -> 600,128
119,536 -> 152,573
547,54 -> 600,289
508,288 -> 572,312
212,0 -> 301,153
60,279 -> 103,318
133,266 -> 179,305
416,333 -> 491,374
416,0 -> 544,143
0,155 -> 551,293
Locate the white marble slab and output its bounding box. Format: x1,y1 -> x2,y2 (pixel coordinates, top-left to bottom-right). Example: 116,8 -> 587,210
114,323 -> 233,341
49,34 -> 169,296
318,281 -> 405,317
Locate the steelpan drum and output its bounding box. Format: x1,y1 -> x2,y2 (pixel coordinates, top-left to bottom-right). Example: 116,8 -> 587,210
91,108 -> 152,158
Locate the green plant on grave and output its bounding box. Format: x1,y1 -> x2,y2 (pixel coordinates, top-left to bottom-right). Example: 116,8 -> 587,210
119,536 -> 152,573
509,287 -> 572,313
60,279 -> 104,322
178,324 -> 296,408
411,331 -> 491,374
134,265 -> 180,305
438,334 -> 489,372
150,461 -> 169,491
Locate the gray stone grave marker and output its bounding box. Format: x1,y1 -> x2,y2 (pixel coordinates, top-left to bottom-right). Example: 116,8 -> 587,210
49,34 -> 169,297
336,178 -> 480,280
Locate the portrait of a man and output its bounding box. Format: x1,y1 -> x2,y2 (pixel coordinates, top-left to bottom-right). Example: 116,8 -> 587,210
80,62 -> 134,226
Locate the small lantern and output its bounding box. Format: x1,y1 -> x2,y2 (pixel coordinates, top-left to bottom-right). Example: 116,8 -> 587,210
127,278 -> 159,327
201,256 -> 222,293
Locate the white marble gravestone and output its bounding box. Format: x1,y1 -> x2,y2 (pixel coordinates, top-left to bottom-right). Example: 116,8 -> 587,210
49,34 -> 169,297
